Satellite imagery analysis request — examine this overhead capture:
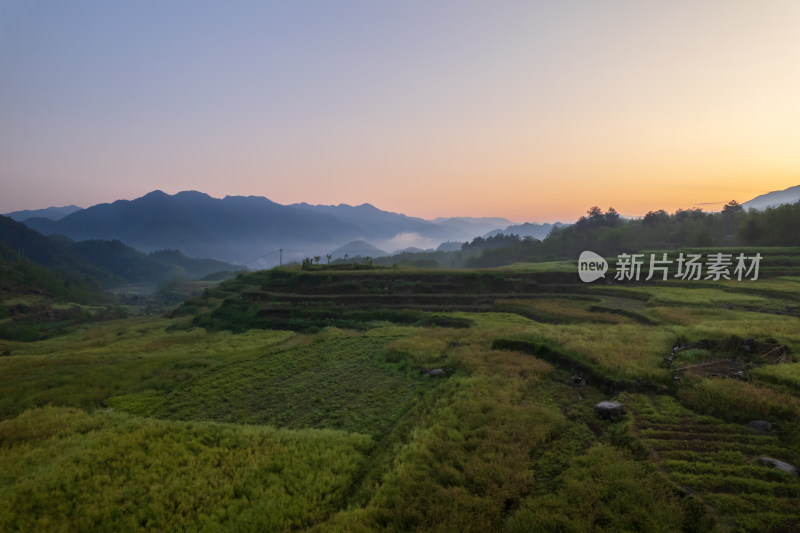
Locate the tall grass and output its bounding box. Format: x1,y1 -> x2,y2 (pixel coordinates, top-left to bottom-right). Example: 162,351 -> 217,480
3,267 -> 800,531
752,363 -> 800,395
676,377 -> 800,424
135,334 -> 440,437
655,307 -> 800,353
0,406 -> 371,532
508,322 -> 675,380
0,318 -> 294,418
505,445 -> 697,532
324,374 -> 565,531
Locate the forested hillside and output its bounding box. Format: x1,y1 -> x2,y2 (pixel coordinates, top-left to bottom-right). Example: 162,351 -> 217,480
376,201 -> 800,269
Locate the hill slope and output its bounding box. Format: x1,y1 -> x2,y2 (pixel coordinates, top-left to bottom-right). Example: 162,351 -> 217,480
0,216 -> 109,282
743,185 -> 800,211
22,191 -> 517,265
23,191 -> 362,264
4,205 -> 82,222
484,221 -> 566,240
329,240 -> 388,259
1,216 -> 238,285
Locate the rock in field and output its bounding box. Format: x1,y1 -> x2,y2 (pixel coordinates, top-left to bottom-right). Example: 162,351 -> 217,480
746,420 -> 775,434
754,457 -> 798,476
594,401 -> 624,419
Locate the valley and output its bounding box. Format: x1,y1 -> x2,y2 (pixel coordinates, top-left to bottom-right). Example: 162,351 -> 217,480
2,259 -> 799,531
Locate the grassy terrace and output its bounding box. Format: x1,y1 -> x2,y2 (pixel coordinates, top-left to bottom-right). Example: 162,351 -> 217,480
2,256 -> 800,531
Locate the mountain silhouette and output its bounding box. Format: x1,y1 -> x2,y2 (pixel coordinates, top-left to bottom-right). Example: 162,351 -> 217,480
742,185 -> 800,211
483,222 -> 566,240
4,205 -> 82,222
22,191 -> 514,265
290,202 -> 454,242
328,240 -> 388,260
23,191 -> 363,265
1,215 -> 236,285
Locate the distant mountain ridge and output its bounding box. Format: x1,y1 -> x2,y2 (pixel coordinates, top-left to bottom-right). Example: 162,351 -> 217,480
0,215 -> 236,285
742,185 -> 800,211
20,191 -> 523,266
484,222 -> 566,240
23,191 -> 362,265
329,240 -> 388,260
290,202 -> 450,243
432,216 -> 516,240
5,205 -> 82,222
11,185 -> 800,267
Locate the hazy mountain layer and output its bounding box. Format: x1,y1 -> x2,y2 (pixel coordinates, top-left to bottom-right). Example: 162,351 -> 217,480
742,185 -> 800,211
15,185 -> 795,267
484,222 -> 566,240
4,205 -> 82,222
23,191 -> 514,265
0,215 -> 236,285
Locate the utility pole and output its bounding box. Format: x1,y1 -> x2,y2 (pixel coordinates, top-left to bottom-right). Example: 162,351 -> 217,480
279,248 -> 283,266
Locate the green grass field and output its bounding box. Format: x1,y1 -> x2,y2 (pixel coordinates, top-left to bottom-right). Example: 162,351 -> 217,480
2,258 -> 800,531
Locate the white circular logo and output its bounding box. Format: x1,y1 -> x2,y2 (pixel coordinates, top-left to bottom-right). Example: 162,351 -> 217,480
578,251 -> 608,282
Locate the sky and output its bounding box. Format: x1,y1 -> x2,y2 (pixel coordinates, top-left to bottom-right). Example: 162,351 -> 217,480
1,1 -> 799,223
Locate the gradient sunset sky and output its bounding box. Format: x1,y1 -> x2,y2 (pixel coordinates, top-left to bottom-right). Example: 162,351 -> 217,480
1,1 -> 799,222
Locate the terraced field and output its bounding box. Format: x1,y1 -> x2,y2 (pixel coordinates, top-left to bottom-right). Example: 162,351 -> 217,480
628,394 -> 800,532
109,333 -> 443,437
3,257 -> 800,531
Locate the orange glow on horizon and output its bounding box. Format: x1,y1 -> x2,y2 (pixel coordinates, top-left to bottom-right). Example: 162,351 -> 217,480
2,2 -> 799,223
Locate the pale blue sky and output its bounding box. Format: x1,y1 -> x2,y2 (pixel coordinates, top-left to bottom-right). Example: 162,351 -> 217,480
2,1 -> 799,221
